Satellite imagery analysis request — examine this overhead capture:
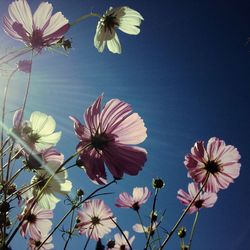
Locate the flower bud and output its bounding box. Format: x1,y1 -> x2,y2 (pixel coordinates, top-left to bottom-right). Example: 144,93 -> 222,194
178,226 -> 187,238
152,178 -> 165,189
77,189 -> 84,197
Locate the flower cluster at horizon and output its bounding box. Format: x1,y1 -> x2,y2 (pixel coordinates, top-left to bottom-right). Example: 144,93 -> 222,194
70,95 -> 147,185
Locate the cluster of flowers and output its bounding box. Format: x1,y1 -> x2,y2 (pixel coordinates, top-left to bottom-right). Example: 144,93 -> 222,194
0,0 -> 241,249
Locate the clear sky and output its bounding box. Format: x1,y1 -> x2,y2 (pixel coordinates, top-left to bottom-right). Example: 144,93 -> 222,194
0,0 -> 250,249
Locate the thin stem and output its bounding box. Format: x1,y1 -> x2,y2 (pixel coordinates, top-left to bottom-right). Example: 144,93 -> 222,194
136,210 -> 148,240
110,217 -> 132,250
145,188 -> 159,249
1,69 -> 17,180
70,12 -> 101,26
63,209 -> 76,250
83,227 -> 94,250
19,51 -> 33,123
159,173 -> 210,250
188,210 -> 199,249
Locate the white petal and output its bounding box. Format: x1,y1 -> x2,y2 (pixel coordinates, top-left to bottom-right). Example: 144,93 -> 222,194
38,193 -> 59,210
43,12 -> 69,37
107,33 -> 121,54
30,111 -> 56,135
8,0 -> 33,34
33,2 -> 53,30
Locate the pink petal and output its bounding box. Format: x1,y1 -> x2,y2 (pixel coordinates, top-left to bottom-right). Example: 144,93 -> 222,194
103,143 -> 147,178
78,147 -> 107,185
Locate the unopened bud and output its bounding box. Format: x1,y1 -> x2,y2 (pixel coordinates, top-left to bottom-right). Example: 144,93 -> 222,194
77,189 -> 84,197
178,226 -> 187,238
152,178 -> 165,189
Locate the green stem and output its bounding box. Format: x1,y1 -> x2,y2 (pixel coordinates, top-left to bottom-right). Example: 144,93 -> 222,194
63,209 -> 76,250
145,188 -> 159,249
1,69 -> 17,180
136,210 -> 148,240
70,13 -> 101,27
188,210 -> 199,249
159,173 -> 209,250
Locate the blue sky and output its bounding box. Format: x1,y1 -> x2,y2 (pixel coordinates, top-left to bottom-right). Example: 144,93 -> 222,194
0,0 -> 250,249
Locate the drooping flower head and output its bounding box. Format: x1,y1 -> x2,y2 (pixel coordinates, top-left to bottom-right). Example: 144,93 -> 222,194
31,149 -> 72,209
19,197 -> 53,240
28,235 -> 54,250
184,137 -> 241,192
115,187 -> 151,211
110,231 -> 135,250
94,6 -> 143,54
76,199 -> 116,240
70,95 -> 147,184
3,0 -> 69,52
13,110 -> 62,152
177,182 -> 218,214
17,59 -> 32,73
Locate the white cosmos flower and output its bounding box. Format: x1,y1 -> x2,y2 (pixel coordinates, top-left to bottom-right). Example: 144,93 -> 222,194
94,6 -> 144,54
31,151 -> 72,210
29,111 -> 62,151
13,110 -> 62,152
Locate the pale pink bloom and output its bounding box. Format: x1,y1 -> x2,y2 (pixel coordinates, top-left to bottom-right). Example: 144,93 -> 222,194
3,0 -> 69,52
76,199 -> 116,240
184,137 -> 241,192
28,236 -> 54,250
115,187 -> 151,210
112,231 -> 135,250
133,222 -> 158,235
70,95 -> 147,184
17,59 -> 32,73
177,182 -> 218,214
19,198 -> 53,240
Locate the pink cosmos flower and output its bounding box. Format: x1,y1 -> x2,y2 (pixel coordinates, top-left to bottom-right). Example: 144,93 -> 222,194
17,59 -> 32,73
3,0 -> 69,52
28,236 -> 54,250
19,198 -> 53,240
115,187 -> 151,211
112,231 -> 135,250
177,182 -> 218,214
76,199 -> 116,241
70,95 -> 147,184
184,137 -> 241,192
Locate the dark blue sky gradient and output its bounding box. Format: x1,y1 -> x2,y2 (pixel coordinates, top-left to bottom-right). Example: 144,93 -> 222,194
0,0 -> 250,249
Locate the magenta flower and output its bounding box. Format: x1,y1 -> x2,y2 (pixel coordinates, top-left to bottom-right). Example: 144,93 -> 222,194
70,95 -> 147,184
28,236 -> 54,250
184,137 -> 241,192
76,199 -> 116,240
115,187 -> 151,211
19,198 -> 53,240
177,182 -> 218,214
112,231 -> 135,250
3,0 -> 69,52
17,59 -> 32,73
